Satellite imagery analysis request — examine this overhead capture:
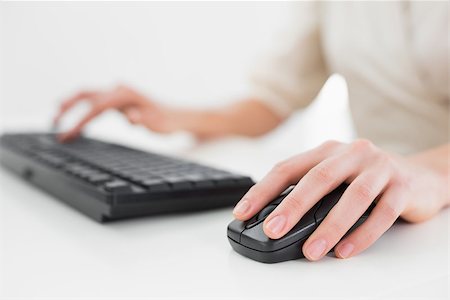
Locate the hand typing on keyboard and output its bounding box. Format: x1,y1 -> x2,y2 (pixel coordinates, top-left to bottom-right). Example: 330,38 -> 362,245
54,85 -> 180,142
53,85 -> 283,142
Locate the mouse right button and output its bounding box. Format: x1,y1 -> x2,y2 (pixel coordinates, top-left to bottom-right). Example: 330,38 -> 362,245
228,219 -> 246,242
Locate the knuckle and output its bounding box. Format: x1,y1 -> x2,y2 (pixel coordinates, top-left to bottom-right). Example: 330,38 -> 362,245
319,140 -> 341,153
116,84 -> 132,94
281,196 -> 305,214
360,230 -> 378,246
391,176 -> 412,192
377,202 -> 403,226
374,152 -> 394,167
378,202 -> 400,222
352,181 -> 375,200
351,139 -> 375,153
326,220 -> 346,235
309,164 -> 334,185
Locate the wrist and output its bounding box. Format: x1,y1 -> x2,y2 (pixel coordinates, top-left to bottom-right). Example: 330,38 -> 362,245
403,145 -> 450,218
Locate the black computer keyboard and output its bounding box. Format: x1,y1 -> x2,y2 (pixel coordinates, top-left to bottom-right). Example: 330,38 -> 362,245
0,133 -> 254,222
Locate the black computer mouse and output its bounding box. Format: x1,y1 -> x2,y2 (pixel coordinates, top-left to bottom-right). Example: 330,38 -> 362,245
227,184 -> 375,263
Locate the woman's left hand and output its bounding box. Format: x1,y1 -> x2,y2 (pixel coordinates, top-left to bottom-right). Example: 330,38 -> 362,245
233,139 -> 449,261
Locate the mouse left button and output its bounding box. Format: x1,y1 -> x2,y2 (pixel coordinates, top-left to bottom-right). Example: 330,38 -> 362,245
244,203 -> 279,229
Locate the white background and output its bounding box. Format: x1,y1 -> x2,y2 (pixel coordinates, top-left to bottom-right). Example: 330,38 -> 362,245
0,2 -> 448,300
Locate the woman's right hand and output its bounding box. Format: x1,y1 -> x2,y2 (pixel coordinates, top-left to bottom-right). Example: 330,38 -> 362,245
54,85 -> 178,142
54,84 -> 284,142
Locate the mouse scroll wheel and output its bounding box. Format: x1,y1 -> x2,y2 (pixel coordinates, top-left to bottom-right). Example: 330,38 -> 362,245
257,205 -> 277,221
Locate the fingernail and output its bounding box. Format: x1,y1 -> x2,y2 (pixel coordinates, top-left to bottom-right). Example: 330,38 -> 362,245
337,242 -> 354,258
265,215 -> 286,235
233,200 -> 250,216
306,239 -> 327,260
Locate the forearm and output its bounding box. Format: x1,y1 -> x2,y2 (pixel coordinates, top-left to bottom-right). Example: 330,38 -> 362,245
167,99 -> 285,139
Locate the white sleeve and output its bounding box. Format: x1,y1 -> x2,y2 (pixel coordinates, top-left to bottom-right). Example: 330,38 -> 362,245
250,3 -> 329,117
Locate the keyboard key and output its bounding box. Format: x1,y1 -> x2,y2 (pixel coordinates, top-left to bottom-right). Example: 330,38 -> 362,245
183,174 -> 215,188
35,152 -> 66,167
164,175 -> 193,190
86,173 -> 111,184
104,180 -> 133,193
140,178 -> 170,192
208,173 -> 238,187
78,169 -> 101,179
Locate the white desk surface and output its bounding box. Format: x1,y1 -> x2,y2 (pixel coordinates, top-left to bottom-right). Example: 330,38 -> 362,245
0,124 -> 449,300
